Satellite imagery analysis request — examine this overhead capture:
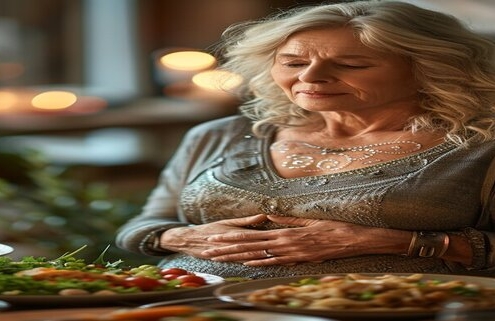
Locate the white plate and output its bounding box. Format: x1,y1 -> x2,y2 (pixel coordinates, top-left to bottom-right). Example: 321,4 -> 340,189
0,272 -> 223,307
0,244 -> 13,256
214,273 -> 495,320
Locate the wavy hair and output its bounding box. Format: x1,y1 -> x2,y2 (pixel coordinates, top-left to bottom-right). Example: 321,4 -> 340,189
214,1 -> 495,146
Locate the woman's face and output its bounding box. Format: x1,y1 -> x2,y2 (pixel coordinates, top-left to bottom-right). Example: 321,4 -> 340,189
271,27 -> 420,115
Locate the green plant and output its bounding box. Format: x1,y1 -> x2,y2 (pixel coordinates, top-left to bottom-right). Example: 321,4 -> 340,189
0,148 -> 154,264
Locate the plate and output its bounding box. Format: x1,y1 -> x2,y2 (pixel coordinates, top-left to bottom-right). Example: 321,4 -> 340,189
2,307 -> 335,321
0,244 -> 13,256
0,272 -> 223,307
185,309 -> 335,321
214,273 -> 495,320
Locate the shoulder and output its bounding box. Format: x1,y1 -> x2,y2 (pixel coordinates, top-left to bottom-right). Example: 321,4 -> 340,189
448,140 -> 495,164
471,140 -> 495,156
185,115 -> 253,138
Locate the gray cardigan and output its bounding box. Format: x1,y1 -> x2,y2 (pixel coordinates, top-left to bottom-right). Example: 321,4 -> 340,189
116,115 -> 495,277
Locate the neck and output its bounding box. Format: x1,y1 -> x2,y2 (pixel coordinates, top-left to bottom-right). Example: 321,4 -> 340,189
313,104 -> 423,139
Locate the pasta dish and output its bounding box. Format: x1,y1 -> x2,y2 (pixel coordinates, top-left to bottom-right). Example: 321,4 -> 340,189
246,273 -> 495,311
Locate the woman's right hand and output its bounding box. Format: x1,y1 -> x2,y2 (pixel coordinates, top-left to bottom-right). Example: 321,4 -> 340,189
158,214 -> 268,258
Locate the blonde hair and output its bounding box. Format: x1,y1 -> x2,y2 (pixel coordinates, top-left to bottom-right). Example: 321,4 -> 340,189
214,0 -> 495,146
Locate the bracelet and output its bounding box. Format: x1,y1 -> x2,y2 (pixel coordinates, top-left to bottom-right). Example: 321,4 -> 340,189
139,229 -> 168,255
138,224 -> 195,256
407,231 -> 450,258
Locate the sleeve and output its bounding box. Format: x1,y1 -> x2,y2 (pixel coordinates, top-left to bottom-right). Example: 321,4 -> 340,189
476,154 -> 495,272
473,195 -> 495,271
462,155 -> 495,273
115,117 -> 236,255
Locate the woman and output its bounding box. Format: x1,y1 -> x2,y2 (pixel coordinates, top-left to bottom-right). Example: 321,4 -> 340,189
116,1 -> 495,278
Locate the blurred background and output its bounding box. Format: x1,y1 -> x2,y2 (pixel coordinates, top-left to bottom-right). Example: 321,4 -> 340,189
0,0 -> 493,263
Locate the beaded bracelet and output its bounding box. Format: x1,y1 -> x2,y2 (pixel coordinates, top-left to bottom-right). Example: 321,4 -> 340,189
407,231 -> 450,258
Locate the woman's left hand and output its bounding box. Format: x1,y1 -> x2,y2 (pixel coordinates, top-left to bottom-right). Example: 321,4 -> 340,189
201,215 -> 406,266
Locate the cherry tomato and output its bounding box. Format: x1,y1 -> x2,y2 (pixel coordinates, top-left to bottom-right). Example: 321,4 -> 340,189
123,276 -> 162,291
162,274 -> 181,281
179,282 -> 202,288
159,268 -> 189,276
176,274 -> 207,286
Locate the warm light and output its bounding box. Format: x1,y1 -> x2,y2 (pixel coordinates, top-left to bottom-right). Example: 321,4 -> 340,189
192,70 -> 243,91
0,91 -> 19,110
31,91 -> 77,110
159,51 -> 216,71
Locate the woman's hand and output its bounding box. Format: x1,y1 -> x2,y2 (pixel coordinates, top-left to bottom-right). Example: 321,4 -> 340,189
201,215 -> 411,266
158,214 -> 268,259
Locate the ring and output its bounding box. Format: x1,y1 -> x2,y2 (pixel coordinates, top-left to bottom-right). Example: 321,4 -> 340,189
263,249 -> 275,258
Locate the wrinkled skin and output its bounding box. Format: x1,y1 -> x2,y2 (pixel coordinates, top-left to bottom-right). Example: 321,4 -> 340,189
161,214 -> 402,266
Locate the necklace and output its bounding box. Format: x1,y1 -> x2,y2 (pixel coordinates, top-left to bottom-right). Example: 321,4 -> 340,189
270,140 -> 423,172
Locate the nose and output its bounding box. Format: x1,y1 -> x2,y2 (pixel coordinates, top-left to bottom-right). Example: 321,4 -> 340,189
298,63 -> 337,83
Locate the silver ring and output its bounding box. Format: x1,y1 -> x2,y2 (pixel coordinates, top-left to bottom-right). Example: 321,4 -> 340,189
263,249 -> 275,258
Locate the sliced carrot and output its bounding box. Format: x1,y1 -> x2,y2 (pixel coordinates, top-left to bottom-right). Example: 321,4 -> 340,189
15,267 -> 121,282
103,305 -> 200,320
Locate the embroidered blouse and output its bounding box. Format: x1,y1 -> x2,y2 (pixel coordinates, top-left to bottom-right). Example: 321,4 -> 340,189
116,115 -> 495,278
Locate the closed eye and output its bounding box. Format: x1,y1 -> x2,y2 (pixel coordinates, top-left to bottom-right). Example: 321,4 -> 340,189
335,64 -> 371,69
282,63 -> 308,68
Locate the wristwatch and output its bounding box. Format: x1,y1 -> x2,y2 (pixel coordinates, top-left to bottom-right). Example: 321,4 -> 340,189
139,224 -> 195,255
140,229 -> 167,254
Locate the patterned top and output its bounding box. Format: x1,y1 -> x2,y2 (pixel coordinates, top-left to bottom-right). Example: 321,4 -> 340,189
116,116 -> 495,278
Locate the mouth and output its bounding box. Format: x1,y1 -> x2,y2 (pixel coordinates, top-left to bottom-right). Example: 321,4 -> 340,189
296,90 -> 346,97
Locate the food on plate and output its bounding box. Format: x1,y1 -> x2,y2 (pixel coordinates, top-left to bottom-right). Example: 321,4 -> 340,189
90,305 -> 239,321
246,273 -> 495,311
98,305 -> 240,321
37,305 -> 241,321
0,247 -> 212,296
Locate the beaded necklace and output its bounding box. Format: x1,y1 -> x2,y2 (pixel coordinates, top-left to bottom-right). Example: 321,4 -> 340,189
270,140 -> 423,172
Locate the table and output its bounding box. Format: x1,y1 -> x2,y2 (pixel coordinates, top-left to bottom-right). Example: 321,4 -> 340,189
0,281 -> 461,321
0,299 -> 442,321
0,287 -> 243,321
0,97 -> 236,135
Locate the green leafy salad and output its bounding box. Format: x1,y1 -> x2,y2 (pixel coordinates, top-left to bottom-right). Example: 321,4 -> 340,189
0,246 -> 209,296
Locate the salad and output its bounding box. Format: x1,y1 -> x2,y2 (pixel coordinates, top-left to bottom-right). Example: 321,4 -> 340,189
0,246 -> 210,296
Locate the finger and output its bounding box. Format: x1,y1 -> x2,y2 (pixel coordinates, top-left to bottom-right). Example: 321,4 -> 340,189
202,242 -> 270,257
242,251 -> 324,266
209,249 -> 274,262
207,229 -> 273,242
223,214 -> 268,226
243,255 -> 298,266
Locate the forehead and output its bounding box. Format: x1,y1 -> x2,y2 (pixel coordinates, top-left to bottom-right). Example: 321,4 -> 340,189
276,27 -> 382,58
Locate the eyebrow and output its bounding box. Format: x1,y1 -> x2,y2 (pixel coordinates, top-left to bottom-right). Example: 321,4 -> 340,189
275,53 -> 377,59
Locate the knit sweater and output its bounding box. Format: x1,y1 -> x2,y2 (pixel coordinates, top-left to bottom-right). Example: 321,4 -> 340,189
116,115 -> 495,278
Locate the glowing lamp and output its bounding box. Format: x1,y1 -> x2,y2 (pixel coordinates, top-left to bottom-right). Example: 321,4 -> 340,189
159,51 -> 216,71
31,91 -> 77,110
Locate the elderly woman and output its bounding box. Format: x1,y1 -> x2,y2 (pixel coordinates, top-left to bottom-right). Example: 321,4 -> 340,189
116,1 -> 495,278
